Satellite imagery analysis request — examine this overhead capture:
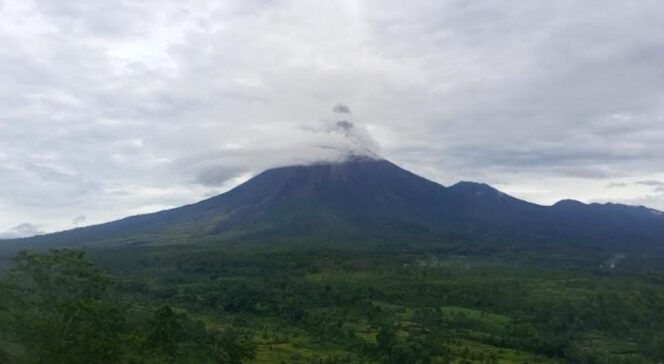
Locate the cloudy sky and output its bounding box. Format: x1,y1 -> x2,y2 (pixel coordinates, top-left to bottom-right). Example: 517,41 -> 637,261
1,0 -> 664,237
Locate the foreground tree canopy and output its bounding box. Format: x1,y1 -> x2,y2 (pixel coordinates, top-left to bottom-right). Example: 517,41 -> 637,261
0,249 -> 256,364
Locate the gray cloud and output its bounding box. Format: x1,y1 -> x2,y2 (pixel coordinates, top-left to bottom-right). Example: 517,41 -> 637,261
602,180 -> 664,195
335,121 -> 353,134
636,180 -> 664,194
0,223 -> 44,239
636,180 -> 664,187
194,165 -> 245,187
72,215 -> 87,225
1,0 -> 664,233
333,104 -> 352,114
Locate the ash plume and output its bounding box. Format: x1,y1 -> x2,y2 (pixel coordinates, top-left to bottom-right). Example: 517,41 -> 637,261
332,104 -> 352,114
321,104 -> 381,159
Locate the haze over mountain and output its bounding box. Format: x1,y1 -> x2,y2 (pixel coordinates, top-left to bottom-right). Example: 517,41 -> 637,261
3,156 -> 663,251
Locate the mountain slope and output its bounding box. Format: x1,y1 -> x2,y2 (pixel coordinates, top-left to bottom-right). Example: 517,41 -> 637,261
2,157 -> 664,250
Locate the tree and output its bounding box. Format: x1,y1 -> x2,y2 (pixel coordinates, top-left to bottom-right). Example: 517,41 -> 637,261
376,324 -> 397,354
144,304 -> 256,364
147,305 -> 183,361
5,249 -> 123,364
2,249 -> 258,364
216,327 -> 257,364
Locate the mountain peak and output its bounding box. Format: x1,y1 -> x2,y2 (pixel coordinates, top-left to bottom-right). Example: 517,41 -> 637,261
4,158 -> 664,251
553,199 -> 586,208
297,154 -> 384,168
449,181 -> 500,194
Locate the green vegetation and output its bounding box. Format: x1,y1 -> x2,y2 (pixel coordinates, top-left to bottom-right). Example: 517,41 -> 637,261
1,240 -> 664,363
0,249 -> 256,363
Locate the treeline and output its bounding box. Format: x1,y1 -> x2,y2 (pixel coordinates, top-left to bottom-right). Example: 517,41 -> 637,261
0,250 -> 256,364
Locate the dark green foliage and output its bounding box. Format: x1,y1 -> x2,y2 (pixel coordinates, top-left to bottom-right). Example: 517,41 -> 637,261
216,328 -> 257,364
140,304 -> 256,363
2,240 -> 664,363
374,323 -> 449,364
147,305 -> 183,360
0,250 -> 256,364
4,249 -> 122,364
72,241 -> 664,363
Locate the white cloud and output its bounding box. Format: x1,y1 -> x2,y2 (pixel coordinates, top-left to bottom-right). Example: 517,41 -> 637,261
1,0 -> 664,233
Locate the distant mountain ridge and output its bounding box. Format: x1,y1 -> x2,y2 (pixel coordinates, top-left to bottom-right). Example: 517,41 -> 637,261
2,157 -> 664,250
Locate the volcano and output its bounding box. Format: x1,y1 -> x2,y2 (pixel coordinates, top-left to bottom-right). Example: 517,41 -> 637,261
3,157 -> 664,250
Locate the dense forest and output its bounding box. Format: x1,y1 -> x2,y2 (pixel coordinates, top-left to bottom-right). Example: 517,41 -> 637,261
0,249 -> 255,364
2,239 -> 664,363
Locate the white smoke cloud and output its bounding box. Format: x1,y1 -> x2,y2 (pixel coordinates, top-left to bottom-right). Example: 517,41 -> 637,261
302,104 -> 381,160
171,105 -> 382,194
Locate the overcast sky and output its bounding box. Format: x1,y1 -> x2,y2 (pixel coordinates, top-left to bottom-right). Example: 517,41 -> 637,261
1,0 -> 664,237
